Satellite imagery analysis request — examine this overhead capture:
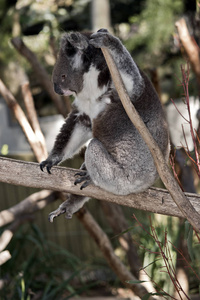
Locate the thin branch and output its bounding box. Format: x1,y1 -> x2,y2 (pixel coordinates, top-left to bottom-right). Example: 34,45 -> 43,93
0,189 -> 58,227
101,47 -> 200,233
0,79 -> 46,161
11,37 -> 67,117
21,81 -> 48,157
175,18 -> 200,87
0,157 -> 200,220
0,251 -> 11,266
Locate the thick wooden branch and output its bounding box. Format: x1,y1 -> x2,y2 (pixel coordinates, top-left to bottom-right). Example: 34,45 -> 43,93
0,157 -> 200,219
101,48 -> 200,233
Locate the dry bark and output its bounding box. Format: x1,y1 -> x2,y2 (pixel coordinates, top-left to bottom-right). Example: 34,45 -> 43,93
11,37 -> 67,117
101,47 -> 200,233
0,157 -> 200,220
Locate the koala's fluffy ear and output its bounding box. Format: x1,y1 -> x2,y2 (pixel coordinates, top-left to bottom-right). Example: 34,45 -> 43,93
97,28 -> 109,33
62,32 -> 89,52
60,34 -> 77,56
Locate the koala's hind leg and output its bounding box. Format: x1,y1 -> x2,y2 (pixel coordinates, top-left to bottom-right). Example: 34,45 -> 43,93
49,194 -> 89,222
85,139 -> 129,195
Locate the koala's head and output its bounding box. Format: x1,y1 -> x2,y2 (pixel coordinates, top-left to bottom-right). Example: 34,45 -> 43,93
52,32 -> 100,96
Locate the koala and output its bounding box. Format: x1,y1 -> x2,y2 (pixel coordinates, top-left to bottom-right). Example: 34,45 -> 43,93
40,29 -> 169,222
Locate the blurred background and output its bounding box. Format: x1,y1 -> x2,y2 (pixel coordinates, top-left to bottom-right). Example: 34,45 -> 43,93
0,0 -> 200,299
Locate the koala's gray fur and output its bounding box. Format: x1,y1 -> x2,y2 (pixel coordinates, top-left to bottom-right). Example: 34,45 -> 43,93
40,29 -> 169,221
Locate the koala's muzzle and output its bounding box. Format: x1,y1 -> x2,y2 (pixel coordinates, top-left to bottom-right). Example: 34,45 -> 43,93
54,83 -> 64,95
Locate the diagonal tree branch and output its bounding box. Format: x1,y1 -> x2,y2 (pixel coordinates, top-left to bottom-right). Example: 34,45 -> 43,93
0,79 -> 46,161
11,37 -> 67,117
21,81 -> 48,158
175,18 -> 200,87
101,47 -> 200,233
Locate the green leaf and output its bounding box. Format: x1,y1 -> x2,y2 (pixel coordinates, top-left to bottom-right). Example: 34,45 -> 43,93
186,225 -> 194,261
142,293 -> 152,300
126,280 -> 147,284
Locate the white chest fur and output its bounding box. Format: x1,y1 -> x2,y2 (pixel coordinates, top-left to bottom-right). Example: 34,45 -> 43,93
74,65 -> 111,120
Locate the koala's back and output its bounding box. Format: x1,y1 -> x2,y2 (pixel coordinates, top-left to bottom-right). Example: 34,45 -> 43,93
90,70 -> 169,194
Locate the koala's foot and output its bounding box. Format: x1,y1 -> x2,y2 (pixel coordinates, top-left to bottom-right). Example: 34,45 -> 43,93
74,170 -> 92,190
67,32 -> 89,50
48,195 -> 89,222
49,204 -> 67,223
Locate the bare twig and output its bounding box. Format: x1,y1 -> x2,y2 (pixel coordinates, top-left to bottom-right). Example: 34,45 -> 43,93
101,47 -> 200,233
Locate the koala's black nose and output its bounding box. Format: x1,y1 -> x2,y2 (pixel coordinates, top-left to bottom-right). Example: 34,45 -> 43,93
54,83 -> 64,95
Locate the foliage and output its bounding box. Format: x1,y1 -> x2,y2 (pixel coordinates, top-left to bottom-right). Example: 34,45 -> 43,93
125,0 -> 184,67
128,214 -> 200,297
0,223 -> 102,300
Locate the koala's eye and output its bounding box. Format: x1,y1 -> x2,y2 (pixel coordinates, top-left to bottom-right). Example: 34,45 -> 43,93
61,74 -> 66,82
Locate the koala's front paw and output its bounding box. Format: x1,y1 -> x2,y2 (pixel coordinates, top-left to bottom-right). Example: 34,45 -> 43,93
67,32 -> 89,50
40,156 -> 61,174
89,29 -> 111,48
40,160 -> 53,174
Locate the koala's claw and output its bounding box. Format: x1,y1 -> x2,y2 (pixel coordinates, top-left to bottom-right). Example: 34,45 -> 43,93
40,161 -> 52,174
